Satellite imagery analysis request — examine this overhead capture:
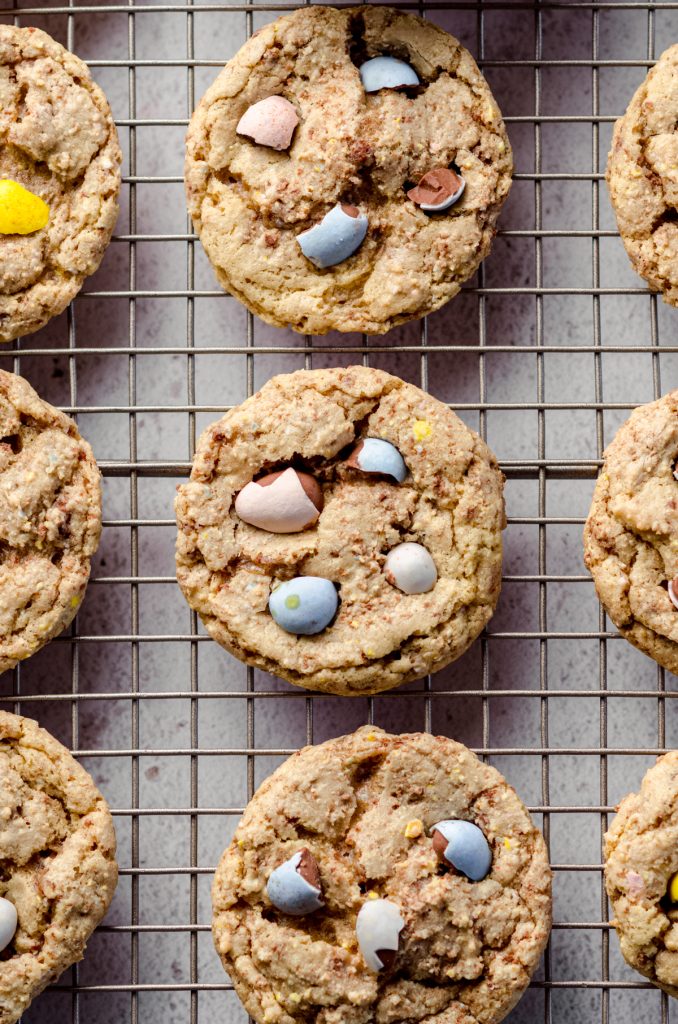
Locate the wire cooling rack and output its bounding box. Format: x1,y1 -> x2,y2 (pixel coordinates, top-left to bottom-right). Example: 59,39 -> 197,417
1,1 -> 678,1022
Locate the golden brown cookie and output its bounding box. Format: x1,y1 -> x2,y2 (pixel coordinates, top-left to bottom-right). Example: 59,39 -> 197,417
184,5 -> 512,335
0,370 -> 102,673
175,366 -> 505,696
0,25 -> 122,341
0,710 -> 117,1024
605,751 -> 678,996
607,45 -> 678,305
212,726 -> 552,1024
584,391 -> 678,672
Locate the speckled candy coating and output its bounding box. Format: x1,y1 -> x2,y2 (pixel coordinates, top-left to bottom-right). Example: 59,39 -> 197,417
236,95 -> 299,151
266,850 -> 325,916
175,366 -> 506,696
385,541 -> 437,594
184,5 -> 512,335
432,819 -> 493,882
297,203 -> 368,268
269,576 -> 339,635
0,370 -> 102,673
212,727 -> 553,1024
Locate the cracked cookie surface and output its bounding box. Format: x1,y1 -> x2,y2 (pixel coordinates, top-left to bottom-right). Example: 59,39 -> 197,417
175,365 -> 505,696
0,370 -> 102,673
212,726 -> 552,1024
0,25 -> 122,342
184,5 -> 512,335
605,751 -> 678,996
584,391 -> 678,672
0,710 -> 117,1024
607,45 -> 678,305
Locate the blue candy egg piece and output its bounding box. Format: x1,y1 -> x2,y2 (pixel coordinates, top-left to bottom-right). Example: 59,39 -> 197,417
352,437 -> 407,483
269,576 -> 338,635
297,204 -> 368,268
432,819 -> 492,882
266,851 -> 324,916
359,55 -> 420,93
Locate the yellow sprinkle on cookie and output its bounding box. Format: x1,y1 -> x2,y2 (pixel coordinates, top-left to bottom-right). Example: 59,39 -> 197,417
412,419 -> 433,442
0,180 -> 49,235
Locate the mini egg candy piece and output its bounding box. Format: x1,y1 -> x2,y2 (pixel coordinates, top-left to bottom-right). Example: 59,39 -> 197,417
235,467 -> 323,533
668,871 -> 678,904
359,56 -> 420,93
297,203 -> 368,269
668,577 -> 678,611
236,96 -> 299,151
266,848 -> 324,916
356,898 -> 405,972
407,168 -> 465,212
346,438 -> 407,483
0,897 -> 17,953
431,820 -> 492,882
269,576 -> 338,635
385,542 -> 437,595
0,180 -> 49,235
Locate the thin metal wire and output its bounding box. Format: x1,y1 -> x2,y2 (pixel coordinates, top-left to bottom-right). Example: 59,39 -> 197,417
0,0 -> 673,1021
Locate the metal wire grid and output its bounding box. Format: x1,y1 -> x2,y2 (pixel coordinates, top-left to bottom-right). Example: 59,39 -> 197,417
0,1 -> 676,1022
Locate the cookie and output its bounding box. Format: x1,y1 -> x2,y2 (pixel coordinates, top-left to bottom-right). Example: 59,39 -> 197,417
605,751 -> 678,996
175,365 -> 505,696
184,5 -> 512,335
212,726 -> 552,1024
0,25 -> 122,342
607,45 -> 678,305
0,370 -> 102,673
0,710 -> 117,1023
583,391 -> 678,673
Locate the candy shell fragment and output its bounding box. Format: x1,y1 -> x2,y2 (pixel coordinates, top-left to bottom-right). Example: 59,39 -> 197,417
0,180 -> 49,235
235,467 -> 322,533
360,56 -> 420,93
0,897 -> 17,953
236,95 -> 299,151
431,819 -> 492,882
267,849 -> 324,916
346,438 -> 407,483
407,168 -> 465,212
297,204 -> 368,269
356,898 -> 404,971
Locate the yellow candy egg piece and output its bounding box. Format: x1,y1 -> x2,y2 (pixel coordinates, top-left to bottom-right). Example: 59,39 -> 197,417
669,871 -> 678,903
0,180 -> 49,235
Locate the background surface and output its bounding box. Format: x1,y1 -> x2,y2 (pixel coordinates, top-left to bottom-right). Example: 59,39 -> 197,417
0,0 -> 677,1020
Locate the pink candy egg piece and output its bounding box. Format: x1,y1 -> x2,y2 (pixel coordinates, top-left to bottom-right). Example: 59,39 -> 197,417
235,467 -> 321,533
236,96 -> 299,151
